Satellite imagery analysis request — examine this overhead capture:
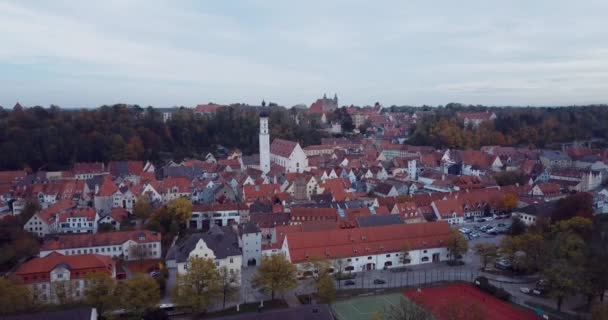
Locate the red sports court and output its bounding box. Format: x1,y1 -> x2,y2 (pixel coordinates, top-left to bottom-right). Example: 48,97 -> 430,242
403,283 -> 541,320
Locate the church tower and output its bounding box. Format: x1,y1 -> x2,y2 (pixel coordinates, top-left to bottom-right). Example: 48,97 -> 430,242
259,113 -> 270,173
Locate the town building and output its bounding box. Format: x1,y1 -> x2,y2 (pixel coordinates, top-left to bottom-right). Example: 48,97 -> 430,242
13,252 -> 115,304
281,222 -> 452,276
166,225 -> 242,283
39,230 -> 161,261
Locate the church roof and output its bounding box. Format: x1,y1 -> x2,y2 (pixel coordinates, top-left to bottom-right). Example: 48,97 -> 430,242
270,139 -> 298,158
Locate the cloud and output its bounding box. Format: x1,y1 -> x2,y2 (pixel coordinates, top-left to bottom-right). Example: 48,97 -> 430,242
0,0 -> 607,107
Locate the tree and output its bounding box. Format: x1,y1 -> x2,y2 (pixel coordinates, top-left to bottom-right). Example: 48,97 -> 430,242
118,273 -> 160,319
551,192 -> 594,222
333,258 -> 346,288
509,217 -> 526,235
501,193 -> 518,212
133,198 -> 153,221
84,272 -> 117,315
97,222 -> 115,233
316,272 -> 336,303
446,229 -> 468,262
0,279 -> 32,315
172,257 -> 221,314
494,172 -> 523,187
52,280 -> 78,305
473,243 -> 498,270
251,254 -> 297,300
303,256 -> 330,281
166,198 -> 193,228
18,198 -> 41,226
218,266 -> 240,310
383,296 -> 434,320
543,217 -> 592,311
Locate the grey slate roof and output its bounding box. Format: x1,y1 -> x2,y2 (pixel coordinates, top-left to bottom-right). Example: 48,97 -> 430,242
166,225 -> 241,263
240,222 -> 261,234
356,215 -> 403,228
516,201 -> 556,218
162,166 -> 203,179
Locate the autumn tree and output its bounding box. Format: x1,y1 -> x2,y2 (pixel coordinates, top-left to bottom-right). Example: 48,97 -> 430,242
383,296 -> 434,320
84,272 -> 117,315
500,233 -> 546,272
446,229 -> 468,263
0,279 -> 33,315
118,273 -> 161,319
543,217 -> 593,311
133,198 -> 153,221
316,272 -> 336,303
218,266 -> 240,309
473,243 -> 498,270
166,197 -> 193,228
501,193 -> 519,212
172,257 -> 221,314
251,254 -> 297,300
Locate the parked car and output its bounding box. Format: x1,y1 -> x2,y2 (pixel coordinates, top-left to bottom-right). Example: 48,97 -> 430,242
484,216 -> 494,221
479,224 -> 492,232
495,259 -> 512,270
485,227 -> 498,234
519,287 -> 531,294
474,217 -> 486,223
459,228 -> 472,234
344,280 -> 356,286
373,279 -> 386,285
497,223 -> 506,228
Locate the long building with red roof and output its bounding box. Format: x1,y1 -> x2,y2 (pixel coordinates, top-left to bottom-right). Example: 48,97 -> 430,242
281,221 -> 452,276
13,252 -> 115,304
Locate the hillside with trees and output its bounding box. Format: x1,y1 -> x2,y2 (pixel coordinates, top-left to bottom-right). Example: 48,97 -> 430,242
0,104 -> 325,171
408,104 -> 608,149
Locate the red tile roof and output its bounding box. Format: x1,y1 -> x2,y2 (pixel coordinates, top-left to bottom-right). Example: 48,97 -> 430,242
285,221 -> 451,263
270,139 -> 298,158
97,177 -> 118,196
57,207 -> 96,223
15,252 -> 114,283
194,103 -> 222,113
41,230 -> 161,251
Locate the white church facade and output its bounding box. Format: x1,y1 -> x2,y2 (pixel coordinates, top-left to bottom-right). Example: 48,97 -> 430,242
259,114 -> 308,173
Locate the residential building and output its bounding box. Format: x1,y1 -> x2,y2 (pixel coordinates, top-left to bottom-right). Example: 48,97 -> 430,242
166,225 -> 242,283
13,252 -> 115,304
39,230 -> 161,261
281,222 -> 452,276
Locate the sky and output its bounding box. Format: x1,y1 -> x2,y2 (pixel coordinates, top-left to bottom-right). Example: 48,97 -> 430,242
1,0 -> 608,108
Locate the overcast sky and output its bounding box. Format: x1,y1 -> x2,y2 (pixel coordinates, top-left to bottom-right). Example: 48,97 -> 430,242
1,0 -> 608,108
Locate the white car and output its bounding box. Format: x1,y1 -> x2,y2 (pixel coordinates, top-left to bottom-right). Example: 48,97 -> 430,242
459,228 -> 472,234
520,287 -> 531,294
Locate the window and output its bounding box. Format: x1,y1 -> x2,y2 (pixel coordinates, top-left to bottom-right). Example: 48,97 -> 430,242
367,256 -> 372,260
57,273 -> 64,279
423,250 -> 427,253
386,254 -> 391,258
229,258 -> 233,263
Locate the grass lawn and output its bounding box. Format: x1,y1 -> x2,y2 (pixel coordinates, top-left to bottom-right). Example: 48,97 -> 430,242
331,293 -> 403,320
